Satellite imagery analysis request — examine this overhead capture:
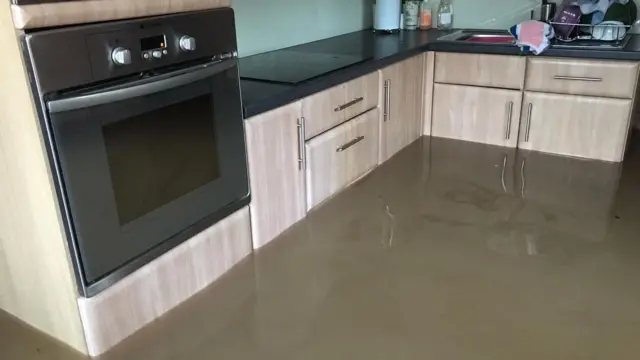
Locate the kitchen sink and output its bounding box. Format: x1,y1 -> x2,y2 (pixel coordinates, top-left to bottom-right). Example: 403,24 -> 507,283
437,30 -> 515,45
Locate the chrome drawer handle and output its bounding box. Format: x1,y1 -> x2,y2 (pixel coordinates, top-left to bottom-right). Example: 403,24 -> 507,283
336,136 -> 365,152
334,97 -> 365,112
553,75 -> 603,82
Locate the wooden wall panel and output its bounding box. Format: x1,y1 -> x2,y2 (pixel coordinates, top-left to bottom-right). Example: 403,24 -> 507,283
11,0 -> 232,29
0,3 -> 87,354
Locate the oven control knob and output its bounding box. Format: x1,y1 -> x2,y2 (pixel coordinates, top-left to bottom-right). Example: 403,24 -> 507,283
152,50 -> 163,59
111,47 -> 132,65
179,36 -> 196,52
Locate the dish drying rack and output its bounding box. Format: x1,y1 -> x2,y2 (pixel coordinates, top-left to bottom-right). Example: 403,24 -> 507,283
550,22 -> 631,45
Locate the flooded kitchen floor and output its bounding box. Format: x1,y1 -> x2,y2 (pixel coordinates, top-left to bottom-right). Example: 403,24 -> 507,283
3,136 -> 640,360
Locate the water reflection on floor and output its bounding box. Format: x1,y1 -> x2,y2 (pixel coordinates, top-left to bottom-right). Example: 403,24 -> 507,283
3,136 -> 640,360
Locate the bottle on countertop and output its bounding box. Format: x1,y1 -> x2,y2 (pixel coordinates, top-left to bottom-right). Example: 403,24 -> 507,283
437,0 -> 454,30
419,0 -> 433,30
404,1 -> 420,30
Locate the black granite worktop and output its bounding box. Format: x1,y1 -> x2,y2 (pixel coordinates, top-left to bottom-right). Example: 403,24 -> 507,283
240,29 -> 640,119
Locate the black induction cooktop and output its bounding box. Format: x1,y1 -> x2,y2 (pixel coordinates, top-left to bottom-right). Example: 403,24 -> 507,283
240,50 -> 371,85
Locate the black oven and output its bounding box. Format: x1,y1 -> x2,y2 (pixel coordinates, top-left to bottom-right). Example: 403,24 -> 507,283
22,9 -> 248,296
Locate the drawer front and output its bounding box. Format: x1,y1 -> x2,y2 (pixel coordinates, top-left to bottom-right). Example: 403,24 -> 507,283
305,108 -> 380,210
302,84 -> 346,139
525,58 -> 639,98
344,71 -> 380,120
435,52 -> 526,89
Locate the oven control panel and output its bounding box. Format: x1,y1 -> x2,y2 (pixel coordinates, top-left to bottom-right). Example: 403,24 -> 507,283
110,34 -> 198,66
25,8 -> 237,93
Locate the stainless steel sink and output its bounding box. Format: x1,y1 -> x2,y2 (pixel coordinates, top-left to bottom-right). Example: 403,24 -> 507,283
437,30 -> 515,45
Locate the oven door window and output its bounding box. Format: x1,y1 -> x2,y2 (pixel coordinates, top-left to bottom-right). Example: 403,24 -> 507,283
103,93 -> 221,225
49,61 -> 248,285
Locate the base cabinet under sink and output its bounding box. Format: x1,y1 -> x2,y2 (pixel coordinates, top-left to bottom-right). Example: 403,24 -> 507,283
432,83 -> 522,148
518,91 -> 632,162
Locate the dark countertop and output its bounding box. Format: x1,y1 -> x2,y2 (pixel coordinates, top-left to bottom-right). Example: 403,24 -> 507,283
240,29 -> 640,119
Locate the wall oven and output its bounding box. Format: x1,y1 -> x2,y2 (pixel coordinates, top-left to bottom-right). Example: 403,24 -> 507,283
22,8 -> 249,296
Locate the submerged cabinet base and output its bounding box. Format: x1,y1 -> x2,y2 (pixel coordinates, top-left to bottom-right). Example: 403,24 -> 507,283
77,207 -> 252,356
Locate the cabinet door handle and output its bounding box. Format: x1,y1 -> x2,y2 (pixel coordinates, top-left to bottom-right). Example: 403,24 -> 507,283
297,117 -> 306,171
334,97 -> 365,112
524,103 -> 533,143
505,101 -> 513,140
384,80 -> 391,122
553,75 -> 603,82
336,136 -> 365,152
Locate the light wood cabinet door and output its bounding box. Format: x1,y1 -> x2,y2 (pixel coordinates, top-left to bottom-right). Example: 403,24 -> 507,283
343,72 -> 380,121
245,101 -> 307,249
306,109 -> 380,210
380,54 -> 425,163
519,92 -> 632,162
432,84 -> 522,148
302,84 -> 346,139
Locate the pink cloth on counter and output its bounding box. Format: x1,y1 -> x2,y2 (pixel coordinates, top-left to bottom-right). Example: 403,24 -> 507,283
516,20 -> 552,55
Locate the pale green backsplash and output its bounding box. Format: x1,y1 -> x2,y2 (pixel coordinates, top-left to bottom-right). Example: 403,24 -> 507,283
233,0 -> 374,56
232,0 -> 549,56
453,0 -> 539,29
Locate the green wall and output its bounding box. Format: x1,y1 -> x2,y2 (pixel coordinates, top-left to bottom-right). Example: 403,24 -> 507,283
233,0 -> 374,56
234,0 -> 638,57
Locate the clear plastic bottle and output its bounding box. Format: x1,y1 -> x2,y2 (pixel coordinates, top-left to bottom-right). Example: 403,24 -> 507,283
419,0 -> 432,30
437,0 -> 453,30
404,1 -> 420,30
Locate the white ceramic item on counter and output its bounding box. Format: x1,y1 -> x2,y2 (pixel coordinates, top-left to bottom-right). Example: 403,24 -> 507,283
592,21 -> 627,41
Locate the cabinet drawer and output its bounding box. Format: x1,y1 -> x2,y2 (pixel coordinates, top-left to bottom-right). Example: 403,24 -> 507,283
306,108 -> 380,210
525,58 -> 639,98
302,84 -> 346,139
344,72 -> 380,120
435,52 -> 526,89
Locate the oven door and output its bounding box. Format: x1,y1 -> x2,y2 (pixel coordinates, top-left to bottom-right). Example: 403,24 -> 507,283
47,59 -> 248,292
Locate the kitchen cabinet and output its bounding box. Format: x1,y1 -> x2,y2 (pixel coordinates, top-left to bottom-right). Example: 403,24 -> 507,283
306,109 -> 380,210
245,101 -> 307,249
380,54 -> 425,163
302,84 -> 346,139
435,52 -> 526,90
518,92 -> 632,162
432,83 -> 522,148
344,72 -> 380,121
525,57 -> 638,99
303,72 -> 380,140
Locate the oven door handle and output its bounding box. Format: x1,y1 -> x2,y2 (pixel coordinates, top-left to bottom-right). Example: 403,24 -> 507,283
48,58 -> 237,113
